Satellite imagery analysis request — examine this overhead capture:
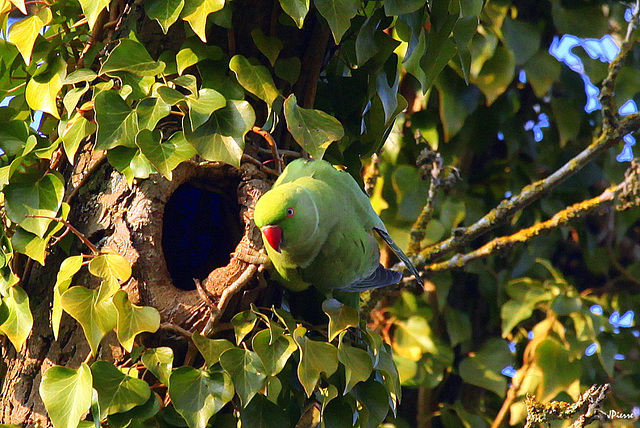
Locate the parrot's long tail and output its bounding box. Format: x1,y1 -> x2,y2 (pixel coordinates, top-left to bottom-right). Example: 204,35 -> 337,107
374,227 -> 424,286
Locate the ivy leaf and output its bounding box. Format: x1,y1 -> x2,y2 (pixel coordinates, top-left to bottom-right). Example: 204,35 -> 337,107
293,326 -> 339,397
39,364 -> 93,428
59,113 -> 97,165
278,0 -> 309,28
180,0 -> 225,42
145,0 -> 185,34
274,57 -> 301,85
94,90 -> 138,150
314,0 -> 358,44
283,94 -> 344,160
229,55 -> 280,107
252,329 -> 297,376
89,253 -> 132,282
473,43 -> 515,105
176,37 -> 224,75
0,120 -> 29,157
184,100 -> 255,167
0,285 -> 33,351
534,337 -> 582,402
353,378 -> 390,427
156,85 -> 185,105
322,299 -> 359,342
61,286 -> 117,355
52,255 -> 84,340
107,392 -> 162,428
169,367 -> 234,428
459,338 -> 513,397
219,347 -> 267,407
112,290 -> 160,352
230,310 -> 257,345
393,315 -> 438,360
192,332 -> 234,368
4,170 -> 64,237
141,347 -> 174,385
186,88 -> 226,131
99,39 -> 166,77
25,56 -> 66,119
384,0 -> 423,15
251,29 -> 283,66
501,280 -> 552,337
240,393 -> 289,428
107,147 -> 156,185
375,344 -> 401,410
91,360 -> 151,418
8,7 -> 52,64
63,69 -> 98,85
337,341 -> 373,394
136,97 -> 171,131
78,0 -> 109,30
136,130 -> 196,180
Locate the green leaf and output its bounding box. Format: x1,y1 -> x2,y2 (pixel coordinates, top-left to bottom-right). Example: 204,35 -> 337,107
186,88 -> 226,130
252,329 -> 297,376
384,0 -> 423,15
473,43 -> 515,105
283,94 -> 344,160
180,0 -> 225,42
172,74 -> 199,94
8,7 -> 52,64
11,227 -> 48,265
353,379 -> 390,428
26,56 -> 66,119
0,120 -> 29,157
39,364 -> 93,428
0,285 -> 33,351
240,393 -> 289,428
145,0 -> 185,33
459,338 -> 512,397
192,332 -> 234,368
63,69 -> 98,85
136,130 -> 196,180
229,55 -> 280,107
393,315 -> 438,360
94,90 -> 138,150
4,170 -> 64,237
278,0 -> 309,28
274,57 -> 301,85
534,337 -> 582,402
108,392 -> 162,428
524,51 -> 561,98
452,15 -> 478,84
89,253 -> 132,282
294,326 -> 339,397
184,99 -> 255,167
502,16 -> 540,66
322,298 -> 359,342
141,347 -> 173,385
78,0 -> 110,30
91,360 -> 151,418
107,147 -> 156,185
53,255 -> 84,340
61,286 -> 117,355
156,85 -> 185,105
314,0 -> 358,44
169,367 -> 233,428
337,341 -> 373,394
501,282 -> 552,337
251,28 -> 283,66
176,37 -> 224,75
375,344 -> 401,410
99,39 -> 166,77
136,97 -> 171,131
551,2 -> 607,39
219,347 -> 267,407
60,114 -> 97,165
112,290 -> 160,352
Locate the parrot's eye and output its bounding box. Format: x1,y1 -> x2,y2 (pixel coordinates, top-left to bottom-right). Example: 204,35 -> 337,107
286,207 -> 295,217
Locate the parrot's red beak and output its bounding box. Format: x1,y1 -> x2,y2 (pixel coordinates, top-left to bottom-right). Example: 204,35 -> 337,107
261,225 -> 283,252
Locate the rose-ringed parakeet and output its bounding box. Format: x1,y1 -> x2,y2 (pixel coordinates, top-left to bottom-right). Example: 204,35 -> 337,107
253,158 -> 422,292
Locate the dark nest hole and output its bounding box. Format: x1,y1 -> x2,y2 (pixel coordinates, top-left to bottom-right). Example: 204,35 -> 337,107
162,179 -> 243,291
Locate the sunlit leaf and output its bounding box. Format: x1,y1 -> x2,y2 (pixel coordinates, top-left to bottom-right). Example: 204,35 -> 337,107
177,37 -> 224,75
186,88 -> 226,130
40,364 -> 93,428
293,326 -> 339,397
136,130 -> 196,180
91,360 -> 151,418
59,113 -> 96,164
0,285 -> 33,351
169,367 -> 234,428
8,7 -> 52,64
322,298 -> 359,342
283,94 -> 344,160
94,90 -> 138,150
61,286 -> 117,355
279,0 -> 309,28
534,337 -> 582,402
314,0 -> 358,44
52,255 -> 84,340
78,0 -> 109,30
219,347 -> 267,406
141,347 -> 173,385
252,329 -> 297,376
192,332 -> 235,368
145,0 -> 185,33
99,39 -> 165,77
89,253 -> 132,282
25,56 -> 66,119
251,28 -> 283,66
337,340 -> 372,394
112,290 -> 160,352
136,97 -> 171,131
180,0 -> 225,42
229,55 -> 280,107
459,338 -> 512,397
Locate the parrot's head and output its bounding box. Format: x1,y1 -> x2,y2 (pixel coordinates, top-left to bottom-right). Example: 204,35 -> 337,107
254,182 -> 319,253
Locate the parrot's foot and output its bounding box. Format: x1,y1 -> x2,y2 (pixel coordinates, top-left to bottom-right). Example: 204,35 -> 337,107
232,247 -> 268,265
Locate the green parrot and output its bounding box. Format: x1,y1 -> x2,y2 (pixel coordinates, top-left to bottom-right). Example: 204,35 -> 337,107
253,158 -> 423,292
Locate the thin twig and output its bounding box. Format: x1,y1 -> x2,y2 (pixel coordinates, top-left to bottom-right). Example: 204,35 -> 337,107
408,153 -> 443,256
422,176 -> 632,273
241,154 -> 280,177
26,215 -> 99,254
251,126 -> 283,173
